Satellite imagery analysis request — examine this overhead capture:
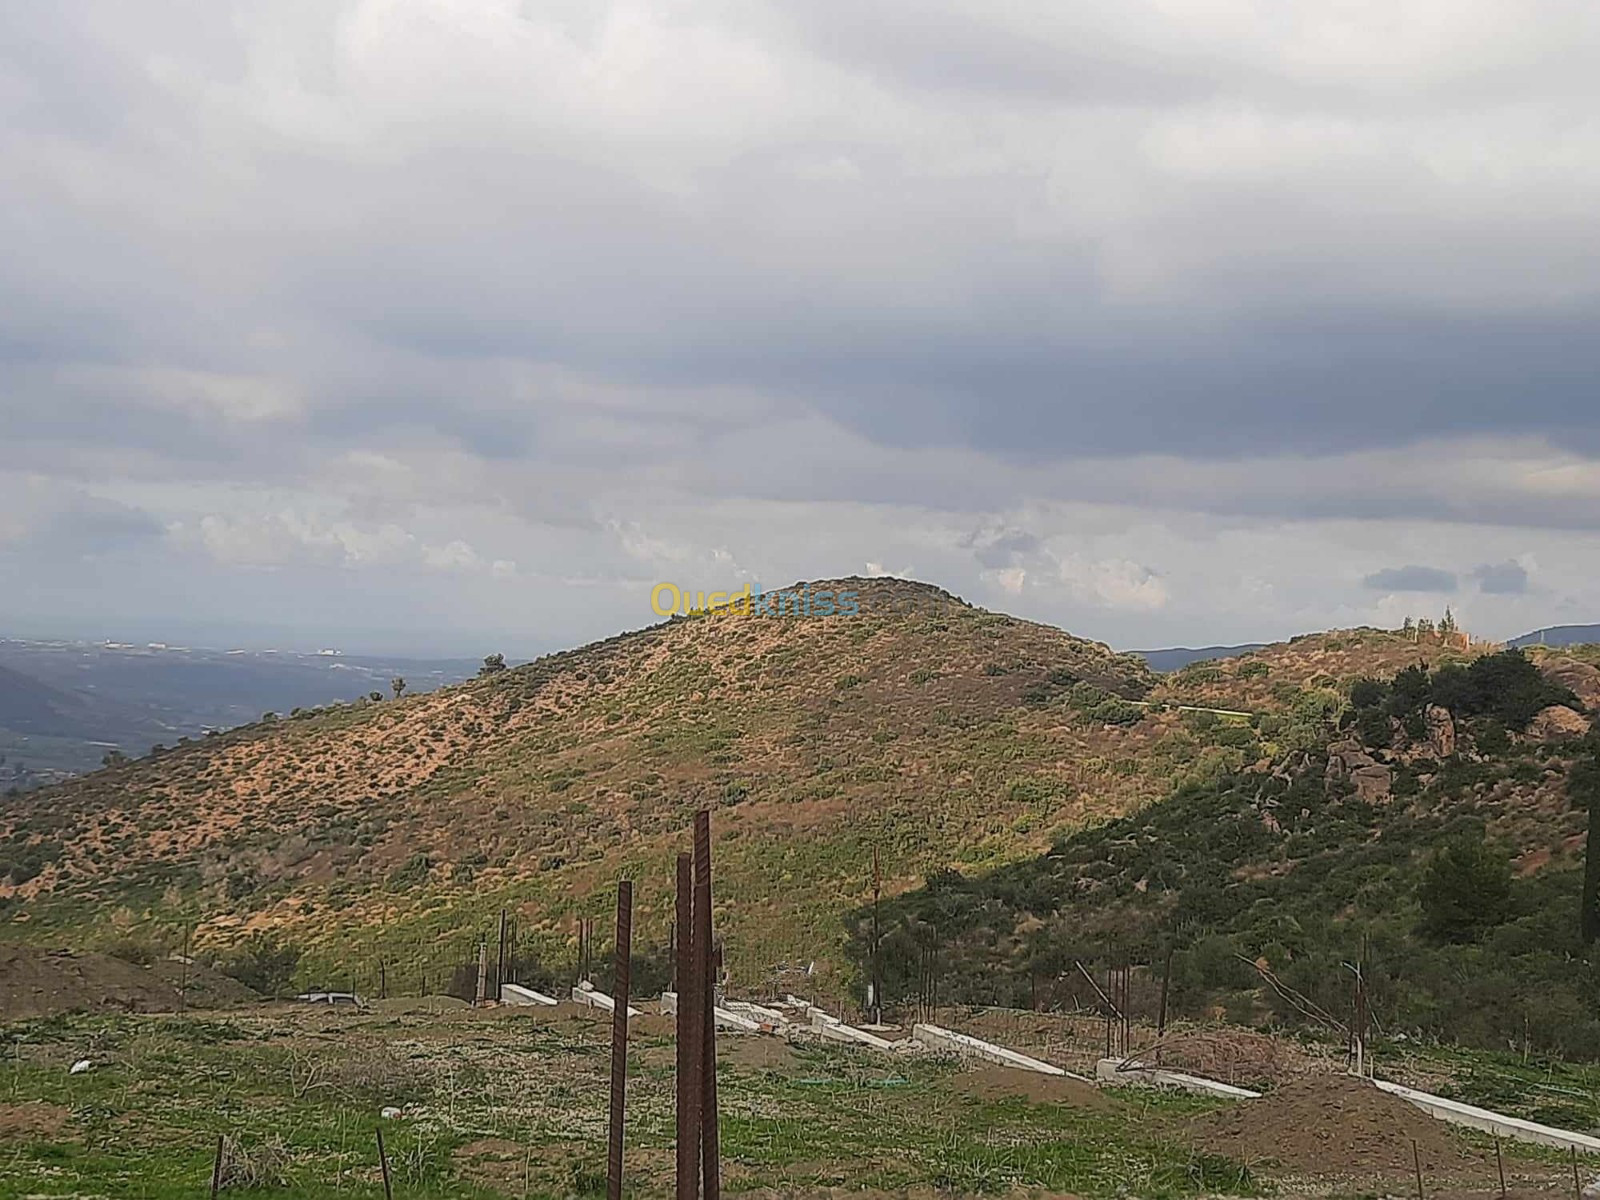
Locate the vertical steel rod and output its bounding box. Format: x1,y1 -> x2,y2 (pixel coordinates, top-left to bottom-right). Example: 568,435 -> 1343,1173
675,852 -> 699,1200
210,1134 -> 224,1200
607,880 -> 633,1200
694,809 -> 720,1200
377,1127 -> 394,1200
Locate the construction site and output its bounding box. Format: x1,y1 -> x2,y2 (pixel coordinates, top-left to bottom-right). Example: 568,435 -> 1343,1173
1,811 -> 1598,1200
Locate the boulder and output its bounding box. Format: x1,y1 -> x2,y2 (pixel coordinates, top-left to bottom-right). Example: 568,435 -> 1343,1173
1540,658 -> 1600,711
1526,705 -> 1590,742
1325,740 -> 1393,803
1424,704 -> 1456,759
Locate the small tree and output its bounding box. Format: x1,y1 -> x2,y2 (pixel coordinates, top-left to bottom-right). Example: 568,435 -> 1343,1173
1568,738 -> 1600,944
478,654 -> 507,677
390,677 -> 407,700
1418,831 -> 1512,942
1440,607 -> 1458,635
219,933 -> 302,998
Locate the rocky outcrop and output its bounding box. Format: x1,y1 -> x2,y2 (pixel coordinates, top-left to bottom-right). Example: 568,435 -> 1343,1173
1540,657 -> 1600,711
1424,704 -> 1455,759
1325,739 -> 1393,803
1526,704 -> 1591,742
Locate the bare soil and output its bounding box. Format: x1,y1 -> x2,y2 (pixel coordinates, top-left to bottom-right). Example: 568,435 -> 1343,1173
949,1064 -> 1112,1108
0,945 -> 180,1019
0,1101 -> 70,1139
1190,1074 -> 1478,1177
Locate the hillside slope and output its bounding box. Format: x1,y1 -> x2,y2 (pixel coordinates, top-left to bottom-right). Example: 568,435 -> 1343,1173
864,646 -> 1600,1056
1,578 -> 1197,983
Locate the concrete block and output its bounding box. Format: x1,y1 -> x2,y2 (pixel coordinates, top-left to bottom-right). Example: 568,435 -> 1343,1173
811,1009 -> 903,1052
659,990 -> 764,1032
914,1023 -> 1086,1079
1373,1078 -> 1600,1154
1096,1058 -> 1261,1098
723,998 -> 789,1025
571,982 -> 642,1019
500,983 -> 559,1007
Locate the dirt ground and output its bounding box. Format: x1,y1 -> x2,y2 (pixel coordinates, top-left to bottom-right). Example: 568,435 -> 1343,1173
948,1064 -> 1112,1108
0,944 -> 260,1020
1190,1073 -> 1478,1176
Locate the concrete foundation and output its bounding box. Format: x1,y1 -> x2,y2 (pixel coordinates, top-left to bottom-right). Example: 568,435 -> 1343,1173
810,1009 -> 903,1052
1096,1058 -> 1262,1098
659,990 -> 764,1032
723,998 -> 790,1025
500,983 -> 559,1006
914,1023 -> 1086,1079
571,982 -> 642,1018
1373,1078 -> 1600,1154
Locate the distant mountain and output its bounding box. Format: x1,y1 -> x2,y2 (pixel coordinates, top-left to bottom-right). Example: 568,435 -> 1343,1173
1133,643 -> 1265,672
1509,625 -> 1600,649
0,639 -> 481,785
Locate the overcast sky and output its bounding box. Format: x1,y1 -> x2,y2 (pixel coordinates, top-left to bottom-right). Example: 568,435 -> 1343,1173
6,1 -> 1600,657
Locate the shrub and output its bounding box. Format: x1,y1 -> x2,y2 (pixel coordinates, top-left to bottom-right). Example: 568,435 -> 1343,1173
1418,832 -> 1513,942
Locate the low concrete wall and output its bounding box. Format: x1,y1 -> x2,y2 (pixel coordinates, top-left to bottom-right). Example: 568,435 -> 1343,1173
1373,1078 -> 1600,1154
659,990 -> 763,1032
723,998 -> 789,1025
571,983 -> 642,1018
500,983 -> 559,1006
810,1009 -> 903,1052
1096,1058 -> 1261,1099
914,1023 -> 1086,1079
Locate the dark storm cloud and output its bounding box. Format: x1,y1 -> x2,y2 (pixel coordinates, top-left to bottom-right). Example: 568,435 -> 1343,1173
1363,565 -> 1459,593
1473,561 -> 1530,595
6,1 -> 1600,650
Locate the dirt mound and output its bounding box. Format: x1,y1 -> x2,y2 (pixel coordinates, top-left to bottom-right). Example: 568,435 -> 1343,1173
0,1101 -> 70,1139
1191,1074 -> 1477,1176
950,1064 -> 1110,1108
149,959 -> 261,1008
630,1011 -> 676,1038
1147,1027 -> 1298,1089
721,1036 -> 799,1071
0,945 -> 185,1020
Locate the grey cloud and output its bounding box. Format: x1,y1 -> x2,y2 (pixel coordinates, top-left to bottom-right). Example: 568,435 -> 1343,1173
1473,561 -> 1530,595
1363,565 -> 1458,593
7,2 -> 1600,653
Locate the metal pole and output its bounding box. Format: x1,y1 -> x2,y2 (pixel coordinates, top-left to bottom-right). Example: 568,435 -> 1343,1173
694,810 -> 721,1200
1157,946 -> 1173,1039
1495,1136 -> 1506,1200
377,1127 -> 394,1200
476,939 -> 490,1006
1412,1139 -> 1424,1200
607,880 -> 633,1200
497,908 -> 509,1000
675,852 -> 699,1200
210,1134 -> 224,1200
870,846 -> 882,1024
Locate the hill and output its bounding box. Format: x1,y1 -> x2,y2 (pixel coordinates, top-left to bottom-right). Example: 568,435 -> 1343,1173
1134,643 -> 1265,672
1511,624 -> 1600,649
0,638 -> 479,783
861,644 -> 1600,1058
2,578 -> 1183,985
7,588 -> 1588,1026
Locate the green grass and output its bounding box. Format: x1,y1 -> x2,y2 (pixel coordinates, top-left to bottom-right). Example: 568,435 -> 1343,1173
0,1008 -> 1259,1199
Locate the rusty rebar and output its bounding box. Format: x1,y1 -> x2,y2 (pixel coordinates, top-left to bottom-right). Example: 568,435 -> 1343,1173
608,879 -> 633,1200
210,1134 -> 224,1200
676,851 -> 699,1200
694,809 -> 720,1200
377,1127 -> 394,1200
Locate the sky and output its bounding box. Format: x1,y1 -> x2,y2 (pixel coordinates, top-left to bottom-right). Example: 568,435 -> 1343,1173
6,1 -> 1600,658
